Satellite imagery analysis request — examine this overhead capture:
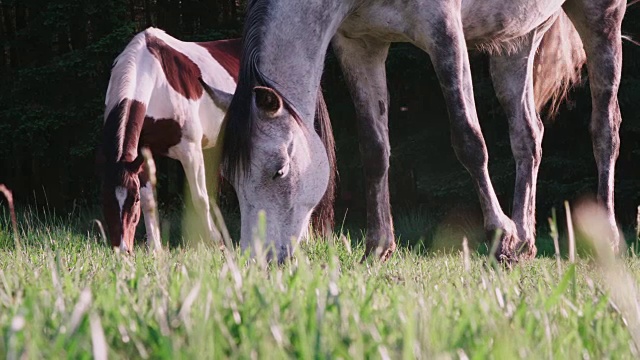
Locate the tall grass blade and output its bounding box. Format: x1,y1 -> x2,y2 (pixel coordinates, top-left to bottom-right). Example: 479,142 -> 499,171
565,201 -> 575,263
92,219 -> 108,246
462,236 -> 471,273
178,281 -> 201,328
90,313 -> 108,360
0,184 -> 21,253
544,264 -> 575,311
574,200 -> 640,352
211,201 -> 233,253
488,228 -> 502,268
66,288 -> 92,335
549,208 -> 562,276
635,206 -> 640,251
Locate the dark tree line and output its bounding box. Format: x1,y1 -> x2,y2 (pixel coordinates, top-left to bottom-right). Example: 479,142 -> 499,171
0,0 -> 639,244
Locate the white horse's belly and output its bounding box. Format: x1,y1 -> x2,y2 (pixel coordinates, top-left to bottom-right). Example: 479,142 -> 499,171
461,0 -> 565,41
340,0 -> 566,50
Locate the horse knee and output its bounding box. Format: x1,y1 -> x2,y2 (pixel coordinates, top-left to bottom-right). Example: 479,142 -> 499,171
451,126 -> 488,172
360,139 -> 390,179
590,108 -> 621,160
511,124 -> 543,167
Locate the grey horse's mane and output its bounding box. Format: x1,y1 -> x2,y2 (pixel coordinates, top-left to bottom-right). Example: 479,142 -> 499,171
222,0 -> 276,181
223,0 -> 337,232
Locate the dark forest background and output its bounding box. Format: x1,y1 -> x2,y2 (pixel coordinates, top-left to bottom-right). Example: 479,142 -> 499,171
0,0 -> 639,247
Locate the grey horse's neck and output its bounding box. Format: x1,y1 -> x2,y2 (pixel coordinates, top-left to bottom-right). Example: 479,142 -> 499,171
256,0 -> 354,122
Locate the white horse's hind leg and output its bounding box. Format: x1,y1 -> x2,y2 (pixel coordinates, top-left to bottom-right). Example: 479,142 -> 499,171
178,141 -> 223,247
332,33 -> 395,261
564,0 -> 626,252
489,30 -> 548,259
419,10 -> 519,262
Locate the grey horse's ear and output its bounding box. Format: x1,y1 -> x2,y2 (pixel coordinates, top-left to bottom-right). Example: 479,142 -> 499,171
199,77 -> 233,111
253,86 -> 283,116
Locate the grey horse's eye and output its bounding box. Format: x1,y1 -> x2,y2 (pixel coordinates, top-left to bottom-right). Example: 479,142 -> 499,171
272,162 -> 290,180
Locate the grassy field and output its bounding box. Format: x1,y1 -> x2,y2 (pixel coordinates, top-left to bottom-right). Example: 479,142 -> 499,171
1,207 -> 640,359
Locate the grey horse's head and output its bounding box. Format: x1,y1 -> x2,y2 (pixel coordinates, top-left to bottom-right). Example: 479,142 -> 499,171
202,80 -> 335,263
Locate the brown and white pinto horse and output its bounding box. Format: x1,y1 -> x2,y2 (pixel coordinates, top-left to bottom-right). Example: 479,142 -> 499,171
100,27 -> 239,252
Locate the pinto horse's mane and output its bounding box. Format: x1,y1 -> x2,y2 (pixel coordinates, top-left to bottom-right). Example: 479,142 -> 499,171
223,0 -> 337,232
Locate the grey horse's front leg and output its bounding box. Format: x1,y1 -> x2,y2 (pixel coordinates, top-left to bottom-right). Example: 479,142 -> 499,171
420,13 -> 519,262
489,31 -> 548,260
564,0 -> 625,252
332,33 -> 396,261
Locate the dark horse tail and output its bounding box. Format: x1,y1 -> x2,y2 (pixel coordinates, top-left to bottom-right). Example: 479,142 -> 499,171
311,87 -> 337,237
533,10 -> 587,118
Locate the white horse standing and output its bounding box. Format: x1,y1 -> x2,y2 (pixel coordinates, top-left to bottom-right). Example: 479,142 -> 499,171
221,0 -> 626,263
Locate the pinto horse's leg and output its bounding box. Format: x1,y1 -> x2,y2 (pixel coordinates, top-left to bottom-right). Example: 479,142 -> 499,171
489,31 -> 548,260
332,33 -> 395,261
564,0 -> 625,252
418,11 -> 519,262
178,141 -> 223,248
139,164 -> 162,252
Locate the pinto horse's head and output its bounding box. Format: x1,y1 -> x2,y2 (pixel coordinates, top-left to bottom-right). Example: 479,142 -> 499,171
101,155 -> 145,253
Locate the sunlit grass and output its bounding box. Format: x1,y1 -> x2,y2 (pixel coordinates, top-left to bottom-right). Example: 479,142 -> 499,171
1,206 -> 639,359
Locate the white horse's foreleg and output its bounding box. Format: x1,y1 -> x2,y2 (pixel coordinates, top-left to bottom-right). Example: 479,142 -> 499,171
564,0 -> 625,252
489,31 -> 548,259
420,11 -> 519,262
332,33 -> 395,261
179,141 -> 223,247
140,167 -> 162,252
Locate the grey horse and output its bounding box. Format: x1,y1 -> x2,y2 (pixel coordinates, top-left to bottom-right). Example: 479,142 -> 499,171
219,0 -> 626,263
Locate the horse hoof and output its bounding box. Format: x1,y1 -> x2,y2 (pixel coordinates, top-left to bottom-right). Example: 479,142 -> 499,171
489,229 -> 537,267
486,219 -> 536,266
517,240 -> 537,261
361,239 -> 397,263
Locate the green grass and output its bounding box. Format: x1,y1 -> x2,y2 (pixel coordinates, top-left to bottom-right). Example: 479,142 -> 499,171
1,208 -> 640,359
